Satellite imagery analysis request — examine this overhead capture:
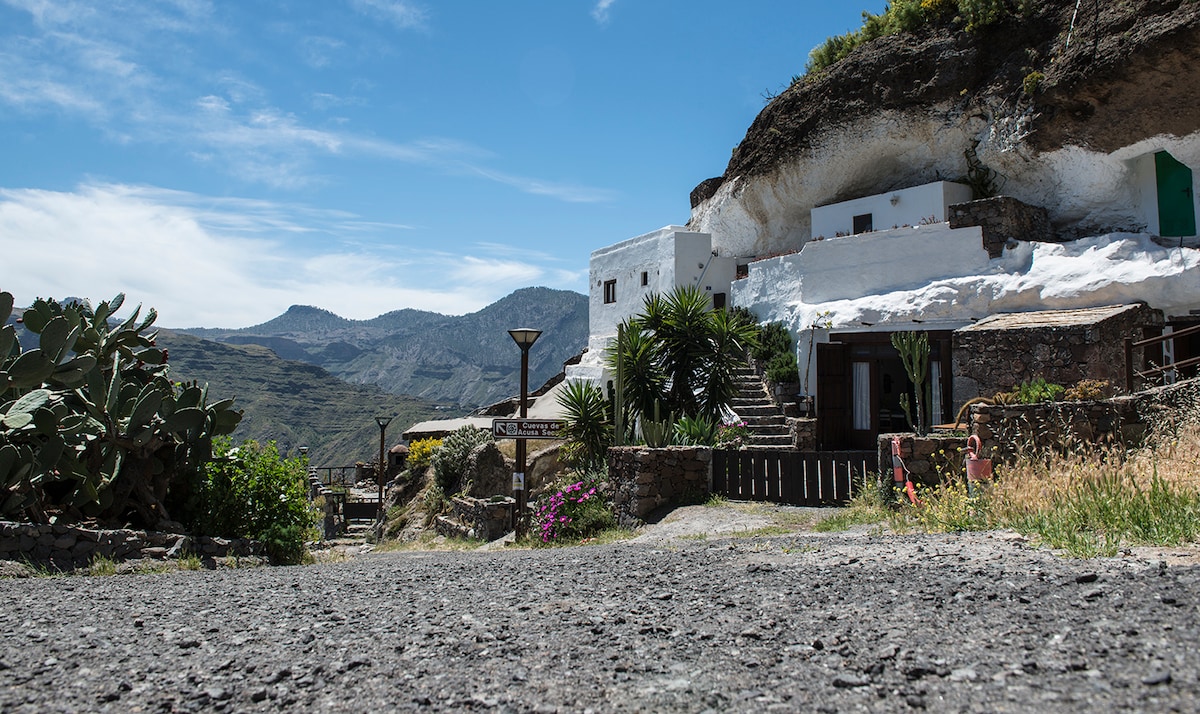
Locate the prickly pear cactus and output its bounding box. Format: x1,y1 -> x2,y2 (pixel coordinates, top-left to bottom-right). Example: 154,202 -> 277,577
0,291 -> 242,527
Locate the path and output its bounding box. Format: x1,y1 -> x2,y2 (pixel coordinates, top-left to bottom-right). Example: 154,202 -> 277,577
2,509 -> 1198,712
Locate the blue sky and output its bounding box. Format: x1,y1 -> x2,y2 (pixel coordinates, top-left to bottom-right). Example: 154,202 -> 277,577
1,0 -> 883,328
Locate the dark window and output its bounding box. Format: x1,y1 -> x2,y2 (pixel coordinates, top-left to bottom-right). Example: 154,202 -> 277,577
713,293 -> 727,309
603,279 -> 616,304
641,271 -> 649,286
736,264 -> 749,279
852,213 -> 873,234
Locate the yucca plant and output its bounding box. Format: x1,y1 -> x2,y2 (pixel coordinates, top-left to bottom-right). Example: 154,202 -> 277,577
555,379 -> 613,470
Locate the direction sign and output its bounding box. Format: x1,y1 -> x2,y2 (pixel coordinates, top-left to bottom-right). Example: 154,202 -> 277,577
491,418 -> 565,439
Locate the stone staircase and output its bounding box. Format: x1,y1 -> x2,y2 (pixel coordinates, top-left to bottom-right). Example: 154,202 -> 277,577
728,364 -> 793,448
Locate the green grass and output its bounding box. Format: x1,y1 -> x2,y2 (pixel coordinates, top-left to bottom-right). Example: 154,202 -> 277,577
86,556 -> 119,576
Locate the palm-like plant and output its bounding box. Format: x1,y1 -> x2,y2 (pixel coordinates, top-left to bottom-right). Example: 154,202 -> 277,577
555,380 -> 613,470
608,286 -> 758,425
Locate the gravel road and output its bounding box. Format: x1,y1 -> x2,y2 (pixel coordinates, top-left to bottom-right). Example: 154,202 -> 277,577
2,507 -> 1198,713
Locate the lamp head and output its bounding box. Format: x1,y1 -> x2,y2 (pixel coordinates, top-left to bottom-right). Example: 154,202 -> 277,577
375,415 -> 392,428
508,328 -> 542,350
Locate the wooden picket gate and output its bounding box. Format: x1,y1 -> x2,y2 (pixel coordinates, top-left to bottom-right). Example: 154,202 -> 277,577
710,449 -> 876,506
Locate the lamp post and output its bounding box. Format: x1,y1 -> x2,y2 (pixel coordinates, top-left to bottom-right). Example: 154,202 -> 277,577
375,416 -> 392,520
508,327 -> 542,538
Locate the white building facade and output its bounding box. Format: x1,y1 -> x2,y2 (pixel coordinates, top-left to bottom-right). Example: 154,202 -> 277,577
570,226 -> 736,383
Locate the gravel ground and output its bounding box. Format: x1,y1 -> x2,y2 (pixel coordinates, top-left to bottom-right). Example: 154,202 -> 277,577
2,506 -> 1199,713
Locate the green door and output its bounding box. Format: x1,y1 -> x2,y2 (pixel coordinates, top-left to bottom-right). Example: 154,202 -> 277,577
1156,151 -> 1196,237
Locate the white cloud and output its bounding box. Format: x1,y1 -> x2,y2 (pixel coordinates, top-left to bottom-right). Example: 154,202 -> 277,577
299,36 -> 345,69
0,182 -> 584,328
1,0 -> 615,201
347,0 -> 428,31
592,0 -> 618,25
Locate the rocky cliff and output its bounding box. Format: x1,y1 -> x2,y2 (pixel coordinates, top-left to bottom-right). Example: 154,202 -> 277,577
689,0 -> 1200,255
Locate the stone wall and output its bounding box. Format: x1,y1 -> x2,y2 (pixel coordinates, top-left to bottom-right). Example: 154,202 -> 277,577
434,496 -> 515,542
948,196 -> 1055,258
967,378 -> 1197,462
0,521 -> 264,571
608,447 -> 710,526
787,417 -> 817,451
876,433 -> 967,488
969,399 -> 1145,462
952,304 -> 1163,405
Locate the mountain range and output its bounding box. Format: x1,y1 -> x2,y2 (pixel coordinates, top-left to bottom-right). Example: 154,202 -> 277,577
179,286 -> 589,409
9,287 -> 589,467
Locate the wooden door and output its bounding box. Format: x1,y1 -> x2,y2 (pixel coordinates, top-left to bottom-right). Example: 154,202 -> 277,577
1157,151 -> 1196,237
816,342 -> 850,449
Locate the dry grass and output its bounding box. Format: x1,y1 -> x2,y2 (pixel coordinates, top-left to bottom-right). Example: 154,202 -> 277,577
494,439 -> 559,460
819,416 -> 1200,558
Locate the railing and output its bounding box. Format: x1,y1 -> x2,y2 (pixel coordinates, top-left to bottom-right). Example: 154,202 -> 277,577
1124,322 -> 1200,392
711,449 -> 875,506
311,466 -> 360,487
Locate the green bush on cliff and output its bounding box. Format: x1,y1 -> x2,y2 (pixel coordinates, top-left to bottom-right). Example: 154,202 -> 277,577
804,0 -> 1032,76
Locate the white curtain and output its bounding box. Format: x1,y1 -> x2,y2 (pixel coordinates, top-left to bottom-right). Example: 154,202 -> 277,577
852,362 -> 871,430
930,361 -> 944,426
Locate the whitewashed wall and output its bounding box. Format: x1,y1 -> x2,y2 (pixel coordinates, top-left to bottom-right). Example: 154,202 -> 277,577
573,226 -> 736,385
810,181 -> 974,239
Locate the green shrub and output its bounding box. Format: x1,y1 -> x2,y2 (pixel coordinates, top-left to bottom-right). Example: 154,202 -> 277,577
765,351 -> 800,384
804,0 -> 1022,75
1007,377 -> 1065,404
751,322 -> 792,362
430,426 -> 493,495
192,438 -> 313,564
1022,70 -> 1044,96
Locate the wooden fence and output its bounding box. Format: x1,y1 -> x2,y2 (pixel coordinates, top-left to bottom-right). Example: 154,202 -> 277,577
710,450 -> 876,506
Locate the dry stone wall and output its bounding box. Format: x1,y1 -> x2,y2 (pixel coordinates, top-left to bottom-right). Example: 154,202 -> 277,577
608,447 -> 710,526
876,433 -> 967,488
953,304 -> 1162,404
0,521 -> 264,571
949,196 -> 1055,258
434,496 -> 514,542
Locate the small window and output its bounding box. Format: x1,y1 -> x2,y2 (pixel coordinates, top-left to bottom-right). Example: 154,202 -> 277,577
852,213 -> 873,234
736,264 -> 749,280
641,271 -> 649,287
603,279 -> 616,304
713,293 -> 727,309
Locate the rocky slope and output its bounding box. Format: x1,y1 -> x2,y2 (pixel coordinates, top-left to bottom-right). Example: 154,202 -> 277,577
689,0 -> 1200,255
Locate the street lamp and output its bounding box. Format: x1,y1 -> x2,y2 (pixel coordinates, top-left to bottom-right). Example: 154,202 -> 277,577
508,327 -> 542,538
375,415 -> 392,520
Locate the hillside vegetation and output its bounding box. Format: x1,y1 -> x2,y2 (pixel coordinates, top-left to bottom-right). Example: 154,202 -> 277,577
182,287 -> 588,409
158,331 -> 443,467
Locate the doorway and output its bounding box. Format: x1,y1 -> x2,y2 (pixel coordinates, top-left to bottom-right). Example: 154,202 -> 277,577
816,331 -> 952,450
1155,151 -> 1196,238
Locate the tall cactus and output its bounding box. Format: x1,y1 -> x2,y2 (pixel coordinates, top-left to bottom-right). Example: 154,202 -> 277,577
891,331 -> 930,436
0,291 -> 242,526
